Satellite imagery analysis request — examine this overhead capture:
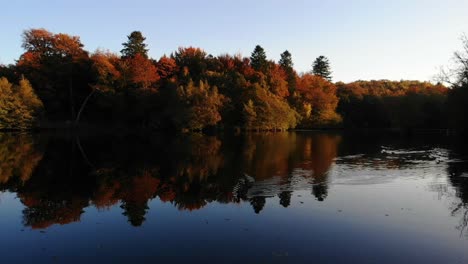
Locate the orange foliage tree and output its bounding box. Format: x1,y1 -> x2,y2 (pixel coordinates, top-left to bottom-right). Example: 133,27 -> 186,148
127,54 -> 159,89
296,74 -> 341,127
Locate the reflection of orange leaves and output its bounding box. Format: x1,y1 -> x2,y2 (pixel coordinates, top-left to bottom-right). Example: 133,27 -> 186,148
93,181 -> 121,209
176,136 -> 223,181
158,188 -> 176,202
20,194 -> 41,207
300,134 -> 341,181
133,173 -> 160,200
21,195 -> 88,230
181,201 -> 206,211
121,172 -> 160,203
0,135 -> 43,184
244,133 -> 293,180
45,199 -> 85,226
243,133 -> 340,182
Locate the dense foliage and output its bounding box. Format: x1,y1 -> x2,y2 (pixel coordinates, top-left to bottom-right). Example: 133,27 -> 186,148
0,77 -> 43,129
0,28 -> 466,132
336,80 -> 447,129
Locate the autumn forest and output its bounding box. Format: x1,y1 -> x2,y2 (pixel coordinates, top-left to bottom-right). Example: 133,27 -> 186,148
1,29 -> 468,133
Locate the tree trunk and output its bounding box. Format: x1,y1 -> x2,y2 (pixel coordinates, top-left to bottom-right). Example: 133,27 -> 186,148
74,89 -> 96,127
69,63 -> 75,121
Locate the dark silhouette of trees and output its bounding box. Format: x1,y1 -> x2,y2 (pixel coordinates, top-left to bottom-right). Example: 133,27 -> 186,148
0,28 -> 463,132
279,50 -> 297,95
312,55 -> 332,81
0,131 -> 342,227
173,47 -> 208,83
279,50 -> 293,70
18,28 -> 92,121
336,80 -> 448,129
279,191 -> 292,207
250,196 -> 266,214
250,45 -> 268,73
121,31 -> 149,59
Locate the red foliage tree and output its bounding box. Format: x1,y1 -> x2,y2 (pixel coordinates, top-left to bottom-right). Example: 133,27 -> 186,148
128,53 -> 159,89
297,74 -> 341,126
157,55 -> 178,80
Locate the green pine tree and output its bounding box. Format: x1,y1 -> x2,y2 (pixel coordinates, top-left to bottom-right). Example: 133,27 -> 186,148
250,45 -> 268,72
279,50 -> 297,94
121,31 -> 149,59
312,55 -> 332,81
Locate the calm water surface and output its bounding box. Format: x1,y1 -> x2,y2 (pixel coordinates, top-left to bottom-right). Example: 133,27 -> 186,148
1,132 -> 468,263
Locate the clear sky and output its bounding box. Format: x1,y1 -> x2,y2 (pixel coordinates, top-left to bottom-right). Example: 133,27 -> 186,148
1,0 -> 467,82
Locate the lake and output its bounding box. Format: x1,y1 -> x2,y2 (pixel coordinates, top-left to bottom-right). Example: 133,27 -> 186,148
0,131 -> 468,263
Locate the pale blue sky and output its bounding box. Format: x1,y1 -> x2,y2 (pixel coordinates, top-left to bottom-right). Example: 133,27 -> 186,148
1,0 -> 467,82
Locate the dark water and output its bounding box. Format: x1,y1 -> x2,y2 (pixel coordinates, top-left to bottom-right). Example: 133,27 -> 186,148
1,131 -> 468,263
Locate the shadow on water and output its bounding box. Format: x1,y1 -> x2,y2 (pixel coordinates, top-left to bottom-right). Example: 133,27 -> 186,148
0,132 -> 341,228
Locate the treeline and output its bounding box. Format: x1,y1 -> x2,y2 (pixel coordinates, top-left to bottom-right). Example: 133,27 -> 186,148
337,80 -> 448,129
0,28 -> 467,132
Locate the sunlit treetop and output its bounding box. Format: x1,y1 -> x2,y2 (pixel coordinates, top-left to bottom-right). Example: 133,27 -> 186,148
312,56 -> 332,81
121,31 -> 149,59
279,50 -> 293,71
250,45 -> 268,73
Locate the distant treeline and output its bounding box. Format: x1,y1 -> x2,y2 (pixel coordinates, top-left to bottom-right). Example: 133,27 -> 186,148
1,29 -> 467,132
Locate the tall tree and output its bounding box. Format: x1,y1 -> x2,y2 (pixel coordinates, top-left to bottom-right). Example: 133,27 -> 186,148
250,45 -> 268,73
121,31 -> 149,59
279,50 -> 297,94
279,50 -> 293,70
18,28 -> 91,121
312,55 -> 332,81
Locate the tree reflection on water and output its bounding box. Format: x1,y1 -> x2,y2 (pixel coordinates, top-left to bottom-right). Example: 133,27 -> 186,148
1,132 -> 467,232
